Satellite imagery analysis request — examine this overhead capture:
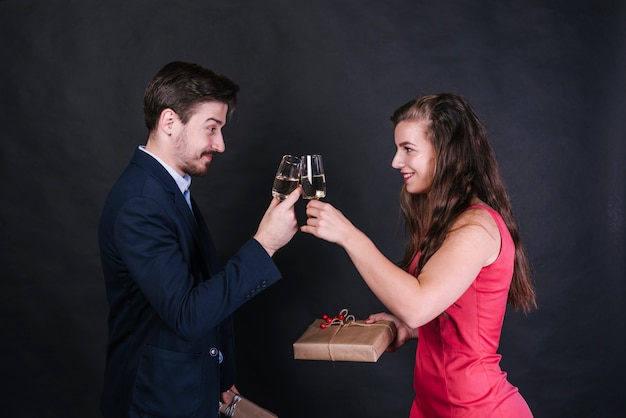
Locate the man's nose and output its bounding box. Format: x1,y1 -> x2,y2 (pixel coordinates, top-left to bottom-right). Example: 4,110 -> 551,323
212,132 -> 225,153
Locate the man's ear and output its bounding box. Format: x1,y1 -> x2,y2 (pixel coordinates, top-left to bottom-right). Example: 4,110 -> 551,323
158,108 -> 178,136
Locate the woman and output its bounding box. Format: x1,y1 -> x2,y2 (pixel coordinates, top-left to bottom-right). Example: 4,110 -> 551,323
301,93 -> 536,417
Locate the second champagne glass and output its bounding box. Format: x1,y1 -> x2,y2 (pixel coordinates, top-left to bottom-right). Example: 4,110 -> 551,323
300,154 -> 326,200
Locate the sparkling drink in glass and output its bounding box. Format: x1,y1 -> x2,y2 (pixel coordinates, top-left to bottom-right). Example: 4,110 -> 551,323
300,154 -> 326,200
272,155 -> 301,200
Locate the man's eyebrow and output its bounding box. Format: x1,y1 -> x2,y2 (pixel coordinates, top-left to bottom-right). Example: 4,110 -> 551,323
205,117 -> 224,125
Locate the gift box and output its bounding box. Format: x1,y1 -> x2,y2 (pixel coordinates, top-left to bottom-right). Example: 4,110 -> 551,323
293,310 -> 397,362
220,394 -> 278,418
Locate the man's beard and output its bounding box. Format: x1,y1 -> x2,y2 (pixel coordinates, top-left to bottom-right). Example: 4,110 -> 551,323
174,131 -> 213,177
182,159 -> 211,177
181,153 -> 212,177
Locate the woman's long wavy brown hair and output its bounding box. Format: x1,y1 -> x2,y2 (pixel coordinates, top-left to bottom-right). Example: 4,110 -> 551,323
391,94 -> 536,313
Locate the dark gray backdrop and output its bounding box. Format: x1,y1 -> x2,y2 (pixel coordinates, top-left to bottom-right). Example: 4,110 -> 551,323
1,1 -> 624,417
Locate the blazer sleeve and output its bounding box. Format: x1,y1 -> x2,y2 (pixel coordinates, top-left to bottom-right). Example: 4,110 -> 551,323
113,195 -> 282,342
219,314 -> 237,391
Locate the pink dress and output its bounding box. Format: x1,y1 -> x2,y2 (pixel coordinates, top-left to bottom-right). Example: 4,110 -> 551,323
409,206 -> 532,417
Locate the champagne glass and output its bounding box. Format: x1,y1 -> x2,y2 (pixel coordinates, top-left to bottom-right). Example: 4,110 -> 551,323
272,155 -> 301,200
300,154 -> 326,200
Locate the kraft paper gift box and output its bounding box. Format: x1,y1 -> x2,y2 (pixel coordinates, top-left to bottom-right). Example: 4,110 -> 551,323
220,394 -> 278,418
293,313 -> 397,362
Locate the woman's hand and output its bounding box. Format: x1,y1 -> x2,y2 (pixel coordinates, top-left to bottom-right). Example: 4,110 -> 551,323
300,200 -> 356,246
365,312 -> 418,352
221,385 -> 240,405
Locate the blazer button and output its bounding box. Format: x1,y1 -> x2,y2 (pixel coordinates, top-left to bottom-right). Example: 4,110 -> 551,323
209,347 -> 218,357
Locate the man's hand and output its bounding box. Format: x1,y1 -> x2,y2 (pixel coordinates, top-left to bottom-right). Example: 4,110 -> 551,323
254,187 -> 301,257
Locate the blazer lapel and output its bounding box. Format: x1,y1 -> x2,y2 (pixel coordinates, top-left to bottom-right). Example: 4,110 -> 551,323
191,197 -> 220,277
131,149 -> 202,246
174,190 -> 200,238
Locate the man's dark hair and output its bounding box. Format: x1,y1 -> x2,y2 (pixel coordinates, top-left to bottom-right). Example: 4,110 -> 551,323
143,61 -> 239,132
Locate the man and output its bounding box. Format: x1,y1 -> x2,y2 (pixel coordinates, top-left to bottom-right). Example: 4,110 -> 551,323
98,61 -> 300,417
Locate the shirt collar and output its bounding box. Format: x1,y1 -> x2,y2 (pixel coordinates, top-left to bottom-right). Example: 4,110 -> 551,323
138,145 -> 191,194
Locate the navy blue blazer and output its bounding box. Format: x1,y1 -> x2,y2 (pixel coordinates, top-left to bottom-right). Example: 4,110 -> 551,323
98,149 -> 282,417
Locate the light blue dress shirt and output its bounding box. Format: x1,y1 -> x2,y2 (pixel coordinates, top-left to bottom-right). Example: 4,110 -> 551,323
138,146 -> 193,212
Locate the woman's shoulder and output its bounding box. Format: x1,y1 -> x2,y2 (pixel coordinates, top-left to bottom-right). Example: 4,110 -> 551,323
451,204 -> 501,252
457,202 -> 499,228
435,202 -> 502,270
